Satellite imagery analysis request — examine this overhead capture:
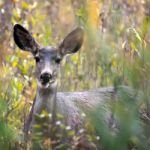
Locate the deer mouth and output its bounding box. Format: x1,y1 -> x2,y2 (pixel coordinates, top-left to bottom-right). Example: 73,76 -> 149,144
41,78 -> 55,85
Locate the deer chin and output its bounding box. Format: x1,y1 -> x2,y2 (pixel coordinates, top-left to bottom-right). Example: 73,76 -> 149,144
37,79 -> 57,89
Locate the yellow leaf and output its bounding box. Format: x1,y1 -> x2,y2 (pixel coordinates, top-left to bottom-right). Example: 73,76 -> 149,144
22,1 -> 30,10
71,54 -> 78,64
12,61 -> 17,67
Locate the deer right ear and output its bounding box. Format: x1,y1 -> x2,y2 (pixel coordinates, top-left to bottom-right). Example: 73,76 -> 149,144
13,24 -> 39,54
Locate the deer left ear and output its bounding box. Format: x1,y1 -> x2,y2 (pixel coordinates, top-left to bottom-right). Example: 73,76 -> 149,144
58,27 -> 84,57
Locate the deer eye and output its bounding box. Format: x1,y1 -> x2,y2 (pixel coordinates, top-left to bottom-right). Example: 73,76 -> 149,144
55,57 -> 61,64
35,56 -> 40,63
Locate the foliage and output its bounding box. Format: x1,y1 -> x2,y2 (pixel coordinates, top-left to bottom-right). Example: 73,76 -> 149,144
28,111 -> 97,149
0,0 -> 150,149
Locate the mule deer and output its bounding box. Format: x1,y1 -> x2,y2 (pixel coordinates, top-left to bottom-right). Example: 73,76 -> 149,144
13,24 -> 117,136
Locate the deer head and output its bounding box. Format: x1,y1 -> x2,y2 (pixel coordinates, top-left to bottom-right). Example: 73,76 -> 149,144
13,24 -> 84,89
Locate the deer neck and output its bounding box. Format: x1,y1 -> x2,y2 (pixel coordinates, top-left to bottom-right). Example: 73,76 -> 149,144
33,82 -> 57,115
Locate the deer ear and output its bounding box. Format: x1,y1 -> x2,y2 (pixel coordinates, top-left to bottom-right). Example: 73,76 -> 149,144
13,24 -> 39,54
58,27 -> 84,57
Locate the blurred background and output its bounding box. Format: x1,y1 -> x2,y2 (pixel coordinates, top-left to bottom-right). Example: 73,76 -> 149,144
0,0 -> 150,149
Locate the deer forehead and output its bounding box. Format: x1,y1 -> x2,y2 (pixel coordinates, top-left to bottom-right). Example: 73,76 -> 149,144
36,46 -> 58,58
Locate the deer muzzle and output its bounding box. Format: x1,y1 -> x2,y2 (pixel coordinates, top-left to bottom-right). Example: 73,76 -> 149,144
40,72 -> 52,85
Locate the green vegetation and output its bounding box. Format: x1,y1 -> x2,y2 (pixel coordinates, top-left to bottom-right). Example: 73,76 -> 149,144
0,0 -> 150,149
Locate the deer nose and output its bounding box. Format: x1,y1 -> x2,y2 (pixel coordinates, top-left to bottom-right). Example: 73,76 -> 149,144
40,72 -> 52,84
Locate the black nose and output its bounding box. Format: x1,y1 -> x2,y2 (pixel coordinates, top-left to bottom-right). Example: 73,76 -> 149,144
40,72 -> 52,84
